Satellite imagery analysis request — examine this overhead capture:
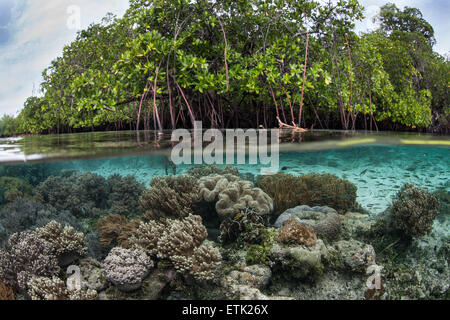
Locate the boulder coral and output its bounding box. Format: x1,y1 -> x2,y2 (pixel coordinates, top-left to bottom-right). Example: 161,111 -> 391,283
139,175 -> 200,220
103,247 -> 154,292
392,183 -> 440,237
198,174 -> 273,220
276,218 -> 317,247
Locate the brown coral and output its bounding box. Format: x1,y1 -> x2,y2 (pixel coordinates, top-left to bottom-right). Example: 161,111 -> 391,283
97,214 -> 142,248
198,174 -> 273,220
129,220 -> 166,256
256,173 -> 357,215
0,277 -> 15,300
276,218 -> 317,247
140,175 -> 200,220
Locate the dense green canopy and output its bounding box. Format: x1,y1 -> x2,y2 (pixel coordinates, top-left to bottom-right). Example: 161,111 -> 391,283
1,1 -> 449,136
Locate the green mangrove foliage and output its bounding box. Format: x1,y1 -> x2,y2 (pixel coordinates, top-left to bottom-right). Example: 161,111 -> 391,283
3,1 -> 449,136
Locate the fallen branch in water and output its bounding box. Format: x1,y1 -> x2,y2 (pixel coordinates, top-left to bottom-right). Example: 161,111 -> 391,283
277,117 -> 308,133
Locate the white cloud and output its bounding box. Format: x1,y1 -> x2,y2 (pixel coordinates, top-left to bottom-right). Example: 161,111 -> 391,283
0,0 -> 129,116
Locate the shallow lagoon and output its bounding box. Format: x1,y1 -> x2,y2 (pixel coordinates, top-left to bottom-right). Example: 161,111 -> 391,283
0,130 -> 449,300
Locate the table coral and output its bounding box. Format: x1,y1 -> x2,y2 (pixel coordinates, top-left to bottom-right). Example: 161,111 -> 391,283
276,218 -> 317,247
198,174 -> 273,220
103,247 -> 154,292
139,175 -> 200,220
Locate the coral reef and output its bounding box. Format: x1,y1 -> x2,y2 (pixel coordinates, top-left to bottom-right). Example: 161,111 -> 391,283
334,240 -> 376,273
129,215 -> 222,281
0,176 -> 33,205
35,173 -> 109,217
187,165 -> 240,178
392,183 -> 440,237
276,218 -> 317,247
34,221 -> 87,266
0,198 -> 80,248
27,276 -> 97,300
255,173 -> 357,216
0,232 -> 60,291
139,175 -> 200,220
275,206 -> 342,242
218,207 -> 268,244
0,277 -> 15,300
198,174 -> 273,220
97,214 -> 142,248
106,174 -> 145,215
103,247 -> 154,292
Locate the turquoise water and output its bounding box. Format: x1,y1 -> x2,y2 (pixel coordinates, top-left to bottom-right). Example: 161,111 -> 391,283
0,131 -> 449,300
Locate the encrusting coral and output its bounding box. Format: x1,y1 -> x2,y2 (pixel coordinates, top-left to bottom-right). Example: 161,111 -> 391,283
34,221 -> 87,266
103,247 -> 154,292
0,231 -> 60,291
27,276 -> 97,300
97,214 -> 142,248
255,173 -> 357,215
392,183 -> 440,237
198,174 -> 273,220
276,218 -> 317,247
139,175 -> 200,220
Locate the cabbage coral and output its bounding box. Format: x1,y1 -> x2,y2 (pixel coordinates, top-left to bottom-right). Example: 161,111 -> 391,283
198,174 -> 273,220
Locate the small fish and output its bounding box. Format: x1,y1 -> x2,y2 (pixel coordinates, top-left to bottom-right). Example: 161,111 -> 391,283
360,169 -> 368,176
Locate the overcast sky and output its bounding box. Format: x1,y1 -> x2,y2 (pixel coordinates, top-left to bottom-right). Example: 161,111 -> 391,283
0,0 -> 448,117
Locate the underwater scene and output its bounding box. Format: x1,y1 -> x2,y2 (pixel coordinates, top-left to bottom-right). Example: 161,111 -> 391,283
0,131 -> 448,301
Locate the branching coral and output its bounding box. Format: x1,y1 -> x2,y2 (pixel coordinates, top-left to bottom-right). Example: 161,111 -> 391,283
187,165 -> 240,178
256,173 -> 357,215
0,232 -> 60,291
276,218 -> 317,247
0,277 -> 15,300
129,215 -> 222,281
27,276 -> 97,300
34,221 -> 87,266
392,183 -> 440,237
198,174 -> 273,220
107,174 -> 145,215
103,247 -> 154,292
97,214 -> 142,248
139,175 -> 200,220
